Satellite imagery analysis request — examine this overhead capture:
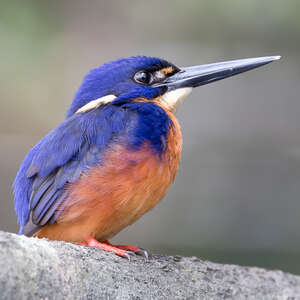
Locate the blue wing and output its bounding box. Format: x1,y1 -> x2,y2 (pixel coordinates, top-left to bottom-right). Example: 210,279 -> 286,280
13,105 -> 131,235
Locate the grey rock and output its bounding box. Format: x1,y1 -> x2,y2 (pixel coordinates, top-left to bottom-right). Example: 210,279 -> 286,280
0,231 -> 299,300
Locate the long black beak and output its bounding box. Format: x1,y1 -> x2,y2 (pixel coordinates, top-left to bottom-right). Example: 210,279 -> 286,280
155,56 -> 281,90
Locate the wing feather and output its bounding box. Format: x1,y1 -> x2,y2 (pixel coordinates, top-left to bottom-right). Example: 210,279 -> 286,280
14,105 -> 131,235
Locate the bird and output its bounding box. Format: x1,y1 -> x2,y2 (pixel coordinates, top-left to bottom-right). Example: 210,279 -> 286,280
13,55 -> 280,258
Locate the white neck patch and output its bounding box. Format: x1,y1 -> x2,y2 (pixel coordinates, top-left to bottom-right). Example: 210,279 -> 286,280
75,94 -> 116,114
159,87 -> 192,113
75,88 -> 192,114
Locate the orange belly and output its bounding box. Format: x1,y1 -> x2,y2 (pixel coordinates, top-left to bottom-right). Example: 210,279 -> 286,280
35,111 -> 182,242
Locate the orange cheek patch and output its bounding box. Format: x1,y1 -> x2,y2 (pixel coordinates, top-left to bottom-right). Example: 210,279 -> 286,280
160,67 -> 175,75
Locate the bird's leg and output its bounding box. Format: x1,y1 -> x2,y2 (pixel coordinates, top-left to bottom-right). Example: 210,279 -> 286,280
78,236 -> 131,258
103,240 -> 149,259
103,240 -> 138,252
78,237 -> 148,259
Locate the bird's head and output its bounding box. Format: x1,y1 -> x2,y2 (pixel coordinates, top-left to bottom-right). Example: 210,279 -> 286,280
67,55 -> 280,117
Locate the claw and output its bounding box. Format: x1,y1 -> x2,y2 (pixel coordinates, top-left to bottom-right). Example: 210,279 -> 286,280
122,249 -> 148,260
112,243 -> 149,258
113,244 -> 139,252
136,248 -> 149,259
123,252 -> 132,261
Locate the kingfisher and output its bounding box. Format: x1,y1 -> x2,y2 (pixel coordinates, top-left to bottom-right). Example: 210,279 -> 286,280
13,55 -> 280,258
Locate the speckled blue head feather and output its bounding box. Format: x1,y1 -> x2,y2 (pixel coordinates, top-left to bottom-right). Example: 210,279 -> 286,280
67,56 -> 173,117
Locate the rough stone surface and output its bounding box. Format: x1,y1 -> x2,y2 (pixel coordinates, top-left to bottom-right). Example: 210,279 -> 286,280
0,231 -> 300,299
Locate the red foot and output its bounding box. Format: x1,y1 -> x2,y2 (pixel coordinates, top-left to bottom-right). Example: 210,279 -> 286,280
78,237 -> 128,258
77,237 -> 148,259
103,240 -> 139,252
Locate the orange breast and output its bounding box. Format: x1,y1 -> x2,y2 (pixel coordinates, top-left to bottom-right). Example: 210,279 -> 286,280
35,110 -> 182,242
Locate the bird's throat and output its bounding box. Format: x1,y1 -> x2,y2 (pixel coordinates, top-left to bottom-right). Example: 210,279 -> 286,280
159,87 -> 192,113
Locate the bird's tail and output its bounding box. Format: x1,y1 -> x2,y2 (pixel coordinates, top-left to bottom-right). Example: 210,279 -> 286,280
22,219 -> 41,237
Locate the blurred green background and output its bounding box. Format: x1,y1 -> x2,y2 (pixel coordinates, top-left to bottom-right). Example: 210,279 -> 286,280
1,0 -> 300,274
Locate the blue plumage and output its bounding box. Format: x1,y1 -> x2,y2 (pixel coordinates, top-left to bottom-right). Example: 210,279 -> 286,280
14,56 -> 176,235
67,56 -> 171,117
124,102 -> 171,153
13,54 -> 279,254
14,99 -> 172,234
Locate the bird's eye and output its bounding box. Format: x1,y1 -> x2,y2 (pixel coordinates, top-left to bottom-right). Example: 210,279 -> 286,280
134,71 -> 153,85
